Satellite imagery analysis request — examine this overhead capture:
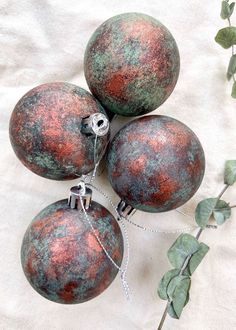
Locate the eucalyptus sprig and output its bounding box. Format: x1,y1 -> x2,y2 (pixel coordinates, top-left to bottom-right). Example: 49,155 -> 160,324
157,160 -> 236,330
215,1 -> 236,97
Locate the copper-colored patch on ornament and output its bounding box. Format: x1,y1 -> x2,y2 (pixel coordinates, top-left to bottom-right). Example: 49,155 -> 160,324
128,154 -> 147,176
105,68 -> 138,99
50,237 -> 78,265
121,20 -> 165,45
87,231 -> 103,253
58,281 -> 79,303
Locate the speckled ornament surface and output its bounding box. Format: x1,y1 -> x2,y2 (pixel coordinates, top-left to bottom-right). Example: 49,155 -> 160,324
84,12 -> 180,117
9,82 -> 109,180
21,199 -> 123,304
107,115 -> 205,213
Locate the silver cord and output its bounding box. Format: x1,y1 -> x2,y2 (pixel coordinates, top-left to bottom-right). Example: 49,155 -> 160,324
89,134 -> 99,184
175,209 -> 194,219
75,128 -> 131,300
125,208 -> 197,234
86,183 -> 120,218
87,183 -> 198,234
75,133 -> 101,182
79,196 -> 130,300
125,208 -> 218,233
119,219 -> 130,290
125,217 -> 197,234
74,130 -> 131,299
86,183 -> 131,298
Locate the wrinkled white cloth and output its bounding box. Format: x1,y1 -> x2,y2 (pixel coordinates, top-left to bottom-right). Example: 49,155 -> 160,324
1,0 -> 236,329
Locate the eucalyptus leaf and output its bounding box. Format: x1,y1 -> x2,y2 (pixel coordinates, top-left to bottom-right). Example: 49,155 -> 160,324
167,275 -> 190,300
224,160 -> 236,185
188,242 -> 209,274
182,267 -> 191,277
230,2 -> 236,16
227,54 -> 236,80
215,27 -> 236,49
167,302 -> 178,319
195,198 -> 218,228
231,81 -> 236,98
158,269 -> 180,300
172,278 -> 191,318
213,200 -> 231,225
184,292 -> 190,307
167,234 -> 200,268
221,1 -> 231,19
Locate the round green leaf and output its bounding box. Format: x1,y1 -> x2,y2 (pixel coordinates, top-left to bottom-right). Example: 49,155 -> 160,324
230,3 -> 236,16
224,160 -> 236,185
167,275 -> 190,300
172,278 -> 191,319
221,1 -> 231,19
227,54 -> 236,80
213,200 -> 231,225
184,292 -> 190,307
231,81 -> 236,98
215,27 -> 236,49
188,242 -> 209,275
195,198 -> 218,228
167,234 -> 200,268
168,303 -> 178,319
158,269 -> 180,300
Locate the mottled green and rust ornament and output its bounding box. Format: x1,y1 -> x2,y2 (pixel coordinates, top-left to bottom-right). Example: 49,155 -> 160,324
107,115 -> 205,213
84,13 -> 180,117
9,82 -> 109,180
21,199 -> 123,304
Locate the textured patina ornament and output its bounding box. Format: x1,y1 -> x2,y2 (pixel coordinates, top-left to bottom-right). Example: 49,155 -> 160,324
84,12 -> 180,117
9,82 -> 109,180
107,115 -> 205,213
21,199 -> 123,304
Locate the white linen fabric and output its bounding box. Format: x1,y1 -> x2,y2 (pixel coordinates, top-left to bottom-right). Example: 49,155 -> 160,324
0,0 -> 236,329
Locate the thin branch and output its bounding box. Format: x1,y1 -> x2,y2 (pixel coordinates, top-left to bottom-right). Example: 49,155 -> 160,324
217,184 -> 229,199
157,184 -> 230,329
157,302 -> 170,330
195,228 -> 203,240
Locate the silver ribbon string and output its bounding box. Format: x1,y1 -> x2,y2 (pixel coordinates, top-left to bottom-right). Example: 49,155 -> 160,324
79,195 -> 130,300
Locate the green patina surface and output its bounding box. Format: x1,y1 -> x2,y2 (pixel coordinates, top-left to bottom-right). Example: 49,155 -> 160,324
21,199 -> 124,304
107,115 -> 205,213
84,13 -> 180,116
9,82 -> 109,180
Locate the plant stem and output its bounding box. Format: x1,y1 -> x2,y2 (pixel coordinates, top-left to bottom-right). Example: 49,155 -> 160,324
157,184 -> 230,330
195,228 -> 203,240
157,302 -> 170,330
217,184 -> 229,199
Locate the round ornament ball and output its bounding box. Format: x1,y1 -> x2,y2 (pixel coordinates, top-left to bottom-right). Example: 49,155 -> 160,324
9,82 -> 109,180
107,115 -> 205,213
21,199 -> 123,304
84,12 -> 180,117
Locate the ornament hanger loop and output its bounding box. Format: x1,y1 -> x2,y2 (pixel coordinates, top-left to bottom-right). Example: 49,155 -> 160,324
81,113 -> 109,137
68,181 -> 92,210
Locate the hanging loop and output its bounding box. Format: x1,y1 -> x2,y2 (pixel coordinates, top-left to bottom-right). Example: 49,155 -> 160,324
81,113 -> 109,137
68,181 -> 92,210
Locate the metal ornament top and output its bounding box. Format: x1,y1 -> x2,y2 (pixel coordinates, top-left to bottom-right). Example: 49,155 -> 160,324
68,181 -> 92,210
81,113 -> 109,136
